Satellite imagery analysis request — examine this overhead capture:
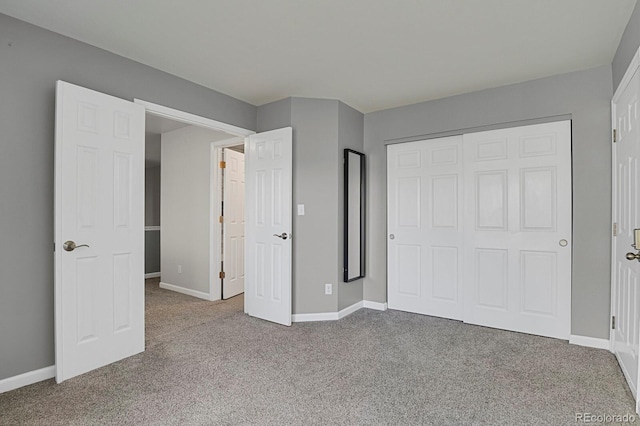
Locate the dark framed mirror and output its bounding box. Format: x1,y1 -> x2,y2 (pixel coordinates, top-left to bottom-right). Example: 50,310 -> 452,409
344,149 -> 365,282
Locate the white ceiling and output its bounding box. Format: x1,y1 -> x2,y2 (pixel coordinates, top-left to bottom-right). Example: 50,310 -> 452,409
0,0 -> 636,113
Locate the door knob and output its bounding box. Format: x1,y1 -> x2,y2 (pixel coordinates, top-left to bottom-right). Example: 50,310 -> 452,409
63,240 -> 90,252
273,232 -> 289,240
626,252 -> 640,261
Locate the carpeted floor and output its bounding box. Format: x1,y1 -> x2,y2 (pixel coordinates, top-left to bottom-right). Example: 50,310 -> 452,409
0,278 -> 636,425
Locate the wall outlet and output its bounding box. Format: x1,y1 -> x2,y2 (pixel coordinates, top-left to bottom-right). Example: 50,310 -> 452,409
325,283 -> 332,295
178,265 -> 182,274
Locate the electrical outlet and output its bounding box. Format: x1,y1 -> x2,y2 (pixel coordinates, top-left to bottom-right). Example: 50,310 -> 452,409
178,265 -> 182,274
325,283 -> 332,295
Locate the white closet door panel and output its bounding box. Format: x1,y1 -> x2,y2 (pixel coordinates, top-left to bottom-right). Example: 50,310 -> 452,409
387,136 -> 464,320
463,121 -> 571,339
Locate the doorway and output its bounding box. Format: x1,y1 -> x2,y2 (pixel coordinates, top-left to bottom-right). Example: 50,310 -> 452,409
140,104 -> 251,303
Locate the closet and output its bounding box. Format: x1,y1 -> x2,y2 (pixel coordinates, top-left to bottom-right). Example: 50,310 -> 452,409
387,121 -> 572,339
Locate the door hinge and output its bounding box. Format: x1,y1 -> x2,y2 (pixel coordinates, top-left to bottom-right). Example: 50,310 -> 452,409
219,215 -> 223,223
219,271 -> 225,279
219,160 -> 226,169
613,129 -> 617,143
613,222 -> 618,237
612,316 -> 616,330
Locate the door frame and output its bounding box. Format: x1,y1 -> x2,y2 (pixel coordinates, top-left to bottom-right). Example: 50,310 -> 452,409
133,99 -> 254,301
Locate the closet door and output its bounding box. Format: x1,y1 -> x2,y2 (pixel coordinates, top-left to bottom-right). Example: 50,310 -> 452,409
462,121 -> 572,339
387,136 -> 464,320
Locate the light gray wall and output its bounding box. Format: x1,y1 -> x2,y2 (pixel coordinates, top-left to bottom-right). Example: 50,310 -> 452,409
161,126 -> 221,294
290,98 -> 341,314
613,1 -> 640,92
145,166 -> 161,226
0,13 -> 256,381
256,98 -> 292,133
145,230 -> 161,274
337,103 -> 365,310
364,65 -> 613,339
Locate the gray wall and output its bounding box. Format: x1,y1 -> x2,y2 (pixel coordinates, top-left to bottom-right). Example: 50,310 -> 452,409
257,98 -> 365,314
337,103 -> 365,310
161,126 -> 228,295
145,166 -> 161,226
290,98 -> 341,314
145,166 -> 161,275
145,231 -> 161,274
0,13 -> 256,381
613,1 -> 640,92
364,65 -> 613,339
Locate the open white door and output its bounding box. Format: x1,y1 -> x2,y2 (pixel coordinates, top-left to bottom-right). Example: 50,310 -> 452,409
55,81 -> 145,382
612,64 -> 640,407
244,127 -> 293,326
222,148 -> 245,299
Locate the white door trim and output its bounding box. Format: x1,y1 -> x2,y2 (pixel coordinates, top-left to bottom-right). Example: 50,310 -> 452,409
133,99 -> 254,301
133,100 -> 254,138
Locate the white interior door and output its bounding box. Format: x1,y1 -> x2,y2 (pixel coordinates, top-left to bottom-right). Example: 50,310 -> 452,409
612,67 -> 640,401
244,127 -> 292,326
222,148 -> 245,299
387,136 -> 464,320
463,121 -> 572,339
55,81 -> 145,382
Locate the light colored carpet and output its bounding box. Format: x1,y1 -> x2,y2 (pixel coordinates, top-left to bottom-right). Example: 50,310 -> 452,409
0,278 -> 635,425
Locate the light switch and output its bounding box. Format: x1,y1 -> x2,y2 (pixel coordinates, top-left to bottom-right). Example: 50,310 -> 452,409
297,204 -> 305,215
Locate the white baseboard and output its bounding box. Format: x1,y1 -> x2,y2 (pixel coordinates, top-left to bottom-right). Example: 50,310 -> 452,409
292,311 -> 339,322
339,301 -> 364,319
145,272 -> 161,279
159,282 -> 211,301
569,334 -> 610,350
363,300 -> 388,311
0,366 -> 55,394
292,300 -> 388,322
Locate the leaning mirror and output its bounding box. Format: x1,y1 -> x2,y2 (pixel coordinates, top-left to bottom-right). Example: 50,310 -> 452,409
344,149 -> 365,282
